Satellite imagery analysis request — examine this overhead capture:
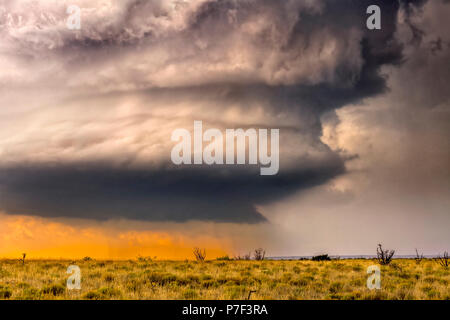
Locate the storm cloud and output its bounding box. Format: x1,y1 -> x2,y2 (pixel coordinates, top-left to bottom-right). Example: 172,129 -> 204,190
0,0 -> 437,223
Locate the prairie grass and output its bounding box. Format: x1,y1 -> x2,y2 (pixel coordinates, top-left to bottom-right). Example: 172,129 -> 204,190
0,259 -> 448,300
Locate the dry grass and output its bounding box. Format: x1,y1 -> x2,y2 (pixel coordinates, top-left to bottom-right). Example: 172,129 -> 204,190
0,259 -> 448,300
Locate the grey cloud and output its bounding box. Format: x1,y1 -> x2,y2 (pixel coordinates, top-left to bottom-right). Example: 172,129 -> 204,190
0,0 -> 400,89
0,0 -> 421,222
0,160 -> 345,222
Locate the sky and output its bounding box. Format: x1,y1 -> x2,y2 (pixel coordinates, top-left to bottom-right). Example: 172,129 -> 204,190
0,0 -> 448,259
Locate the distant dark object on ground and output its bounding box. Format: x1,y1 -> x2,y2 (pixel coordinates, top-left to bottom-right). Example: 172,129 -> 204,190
435,251 -> 449,268
253,248 -> 266,261
415,248 -> 424,264
312,254 -> 331,261
216,255 -> 231,261
376,244 -> 395,265
193,247 -> 206,262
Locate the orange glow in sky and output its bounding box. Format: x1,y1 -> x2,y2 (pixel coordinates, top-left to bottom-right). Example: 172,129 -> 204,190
0,214 -> 230,260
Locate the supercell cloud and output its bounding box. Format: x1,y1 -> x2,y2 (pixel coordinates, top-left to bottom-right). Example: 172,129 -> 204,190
0,0 -> 447,225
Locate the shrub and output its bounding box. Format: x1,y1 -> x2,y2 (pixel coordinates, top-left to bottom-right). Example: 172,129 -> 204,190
214,262 -> 226,267
41,284 -> 65,296
312,254 -> 331,261
83,291 -> 102,300
201,274 -> 213,281
342,292 -> 362,300
0,286 -> 12,299
352,265 -> 363,272
201,279 -> 217,288
234,253 -> 251,260
376,244 -> 395,265
415,249 -> 424,264
289,278 -> 309,286
253,248 -> 266,261
83,287 -> 122,300
216,255 -> 231,261
185,274 -> 200,284
103,274 -> 115,282
137,255 -> 152,263
434,251 -> 449,268
98,287 -> 122,298
329,282 -> 344,294
193,248 -> 206,262
146,272 -> 177,286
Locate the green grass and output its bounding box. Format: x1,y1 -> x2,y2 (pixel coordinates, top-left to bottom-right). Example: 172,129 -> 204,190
0,259 -> 448,300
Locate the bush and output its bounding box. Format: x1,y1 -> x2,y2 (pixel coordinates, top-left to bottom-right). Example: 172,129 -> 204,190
0,286 -> 12,299
41,284 -> 65,296
193,248 -> 206,262
83,287 -> 122,300
216,255 -> 231,261
289,278 -> 309,286
201,279 -> 217,288
103,273 -> 115,282
83,291 -> 102,300
137,255 -> 152,263
312,254 -> 331,261
234,253 -> 251,260
376,244 -> 395,265
253,248 -> 266,261
329,282 -> 344,293
98,287 -> 122,298
146,272 -> 178,286
434,251 -> 449,268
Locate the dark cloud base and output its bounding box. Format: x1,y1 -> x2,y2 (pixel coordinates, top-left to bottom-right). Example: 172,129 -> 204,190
0,162 -> 344,223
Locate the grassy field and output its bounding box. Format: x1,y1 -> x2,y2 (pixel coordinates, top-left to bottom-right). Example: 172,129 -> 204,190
0,258 -> 448,300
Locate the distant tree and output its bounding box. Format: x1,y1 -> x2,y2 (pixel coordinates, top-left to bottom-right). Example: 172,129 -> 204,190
234,253 -> 251,260
253,248 -> 265,261
376,244 -> 395,265
137,255 -> 153,263
434,251 -> 449,268
415,249 -> 424,264
193,247 -> 206,262
312,254 -> 331,261
216,255 -> 231,261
